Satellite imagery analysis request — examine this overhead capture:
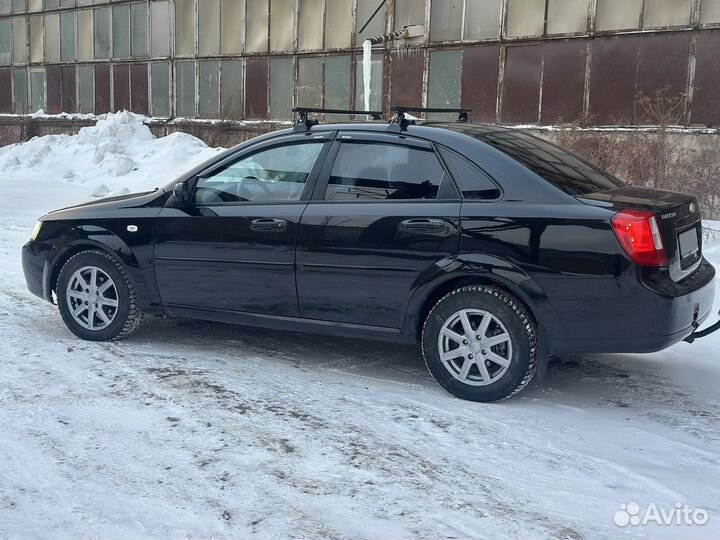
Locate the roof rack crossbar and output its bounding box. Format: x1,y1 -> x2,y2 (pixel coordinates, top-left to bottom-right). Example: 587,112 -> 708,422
390,106 -> 471,125
292,107 -> 383,131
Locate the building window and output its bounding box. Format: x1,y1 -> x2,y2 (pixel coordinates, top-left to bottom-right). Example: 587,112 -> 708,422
45,12 -> 59,62
427,49 -> 462,119
77,9 -> 92,60
112,4 -> 131,59
175,0 -> 195,57
77,64 -> 94,113
546,0 -> 590,34
394,0 -> 424,31
12,0 -> 25,14
595,0 -> 643,31
199,0 -> 220,55
94,7 -> 110,59
0,18 -> 11,64
325,0 -> 351,49
221,0 -> 244,54
701,0 -> 720,24
30,66 -> 44,111
176,60 -> 196,117
643,0 -> 692,28
506,0 -> 546,37
151,61 -> 170,116
131,3 -> 148,57
298,56 -> 322,108
324,55 -> 351,112
28,13 -> 41,62
357,0 -> 385,42
220,59 -> 243,118
199,59 -> 220,118
269,57 -> 293,120
12,16 -> 25,64
270,0 -> 294,52
13,67 -> 27,113
150,0 -> 170,57
60,11 -> 75,61
246,0 -> 268,53
464,0 -> 503,40
298,0 -> 323,51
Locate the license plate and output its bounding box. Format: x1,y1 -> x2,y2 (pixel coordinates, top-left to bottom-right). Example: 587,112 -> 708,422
678,227 -> 700,261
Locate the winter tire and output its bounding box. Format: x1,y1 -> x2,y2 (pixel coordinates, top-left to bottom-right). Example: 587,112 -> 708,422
422,285 -> 537,402
56,249 -> 143,341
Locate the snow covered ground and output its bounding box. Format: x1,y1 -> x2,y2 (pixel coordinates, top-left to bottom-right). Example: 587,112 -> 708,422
1,113 -> 719,540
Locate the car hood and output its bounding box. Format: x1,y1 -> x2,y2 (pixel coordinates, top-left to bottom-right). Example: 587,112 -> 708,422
43,189 -> 167,221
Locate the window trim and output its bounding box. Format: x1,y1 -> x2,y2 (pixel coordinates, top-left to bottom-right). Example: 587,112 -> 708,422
189,133 -> 334,207
309,133 -> 462,204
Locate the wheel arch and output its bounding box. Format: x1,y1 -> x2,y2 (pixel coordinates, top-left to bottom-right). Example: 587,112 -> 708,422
47,231 -> 140,301
406,265 -> 546,343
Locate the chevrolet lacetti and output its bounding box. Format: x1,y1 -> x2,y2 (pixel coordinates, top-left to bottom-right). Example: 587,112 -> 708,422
22,108 -> 719,402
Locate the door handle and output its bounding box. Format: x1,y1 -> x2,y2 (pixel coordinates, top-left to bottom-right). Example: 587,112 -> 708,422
250,218 -> 288,232
400,218 -> 447,233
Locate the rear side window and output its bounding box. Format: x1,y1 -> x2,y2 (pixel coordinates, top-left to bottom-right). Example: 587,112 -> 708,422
474,130 -> 624,196
438,146 -> 501,200
325,142 -> 456,201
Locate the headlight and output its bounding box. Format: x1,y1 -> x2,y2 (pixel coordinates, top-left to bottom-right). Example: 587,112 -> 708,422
30,221 -> 43,241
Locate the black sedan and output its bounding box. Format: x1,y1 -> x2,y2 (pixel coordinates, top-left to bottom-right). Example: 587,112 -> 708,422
22,110 -> 718,402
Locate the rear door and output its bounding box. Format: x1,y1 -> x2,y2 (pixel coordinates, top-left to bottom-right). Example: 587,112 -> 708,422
296,132 -> 461,328
154,133 -> 332,316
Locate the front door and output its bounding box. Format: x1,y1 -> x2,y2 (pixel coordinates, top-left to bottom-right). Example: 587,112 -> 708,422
296,132 -> 461,329
154,134 -> 332,316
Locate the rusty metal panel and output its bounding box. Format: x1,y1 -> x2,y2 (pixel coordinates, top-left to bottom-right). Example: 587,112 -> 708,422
113,64 -> 131,112
130,63 -> 149,116
461,45 -> 500,123
390,51 -> 424,108
692,30 -> 720,126
46,65 -> 62,115
61,65 -> 76,114
0,69 -> 11,114
245,57 -> 269,120
502,44 -> 542,124
94,64 -> 111,114
636,32 -> 690,100
588,35 -> 641,124
541,40 -> 586,124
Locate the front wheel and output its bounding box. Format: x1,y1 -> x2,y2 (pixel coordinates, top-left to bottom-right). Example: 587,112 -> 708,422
56,249 -> 143,341
422,285 -> 537,402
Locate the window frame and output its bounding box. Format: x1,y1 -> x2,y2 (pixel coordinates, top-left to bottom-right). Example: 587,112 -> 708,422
309,132 -> 462,204
188,132 -> 335,207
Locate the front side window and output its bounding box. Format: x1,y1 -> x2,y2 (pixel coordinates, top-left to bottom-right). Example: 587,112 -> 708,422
195,141 -> 326,204
325,143 -> 455,201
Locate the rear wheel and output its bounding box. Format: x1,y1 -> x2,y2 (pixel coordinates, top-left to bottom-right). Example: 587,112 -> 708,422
56,250 -> 143,341
422,285 -> 536,402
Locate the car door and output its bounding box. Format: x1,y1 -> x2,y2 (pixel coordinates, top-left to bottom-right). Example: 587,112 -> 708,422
296,132 -> 462,329
154,133 -> 333,316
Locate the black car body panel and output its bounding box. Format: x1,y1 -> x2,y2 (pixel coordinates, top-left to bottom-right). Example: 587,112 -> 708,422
22,121 -> 717,353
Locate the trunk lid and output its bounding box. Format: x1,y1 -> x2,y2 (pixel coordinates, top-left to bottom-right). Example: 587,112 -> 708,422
579,186 -> 703,282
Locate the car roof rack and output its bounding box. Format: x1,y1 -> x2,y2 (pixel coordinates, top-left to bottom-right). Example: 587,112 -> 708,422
388,106 -> 472,131
292,107 -> 384,131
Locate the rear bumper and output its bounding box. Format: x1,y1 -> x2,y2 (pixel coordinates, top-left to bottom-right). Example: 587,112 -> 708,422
22,240 -> 54,302
542,258 -> 716,354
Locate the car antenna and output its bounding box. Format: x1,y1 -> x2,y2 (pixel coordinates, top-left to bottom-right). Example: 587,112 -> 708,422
292,107 -> 384,132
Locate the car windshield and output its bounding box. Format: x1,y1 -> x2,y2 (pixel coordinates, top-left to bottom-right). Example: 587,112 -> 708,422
451,126 -> 625,196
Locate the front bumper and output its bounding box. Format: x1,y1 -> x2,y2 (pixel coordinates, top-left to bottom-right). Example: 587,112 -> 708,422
22,240 -> 54,302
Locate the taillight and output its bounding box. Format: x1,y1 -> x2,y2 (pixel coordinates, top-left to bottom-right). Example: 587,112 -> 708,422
611,210 -> 668,267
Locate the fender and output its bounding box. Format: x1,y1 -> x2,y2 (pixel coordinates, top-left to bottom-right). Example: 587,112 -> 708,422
401,253 -> 551,340
44,224 -> 162,312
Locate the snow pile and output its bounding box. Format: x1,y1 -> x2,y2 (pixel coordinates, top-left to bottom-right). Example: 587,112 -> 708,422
0,111 -> 221,199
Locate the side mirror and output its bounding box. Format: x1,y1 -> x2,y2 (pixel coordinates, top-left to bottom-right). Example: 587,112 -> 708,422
173,182 -> 191,206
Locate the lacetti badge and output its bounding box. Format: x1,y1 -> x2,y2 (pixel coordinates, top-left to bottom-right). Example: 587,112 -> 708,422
661,212 -> 677,220
690,202 -> 697,213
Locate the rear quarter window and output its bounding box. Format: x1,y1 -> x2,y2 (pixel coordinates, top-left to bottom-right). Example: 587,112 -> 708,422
473,130 -> 624,196
438,146 -> 501,200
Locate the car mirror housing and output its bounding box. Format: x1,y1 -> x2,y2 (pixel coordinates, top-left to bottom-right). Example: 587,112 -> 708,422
173,182 -> 191,205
